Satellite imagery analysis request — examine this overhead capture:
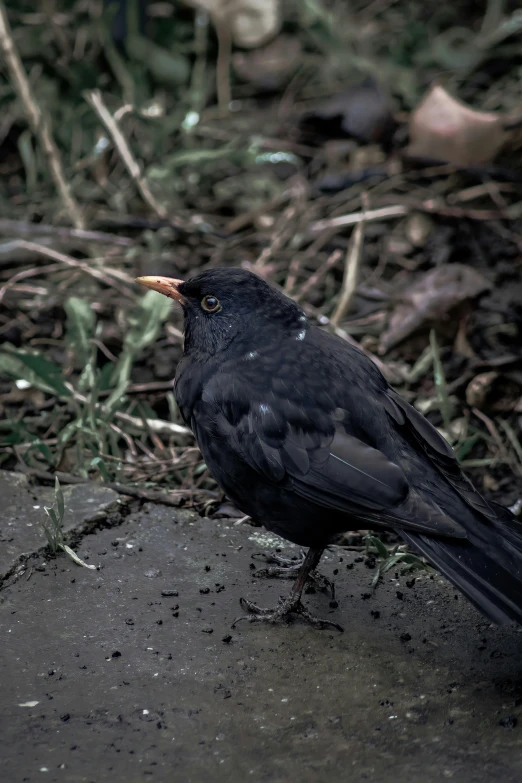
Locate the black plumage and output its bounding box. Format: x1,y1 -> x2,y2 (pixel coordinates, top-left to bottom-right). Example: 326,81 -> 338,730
136,268 -> 522,629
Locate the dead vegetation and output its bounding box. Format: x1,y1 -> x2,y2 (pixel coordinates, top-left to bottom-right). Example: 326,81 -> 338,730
0,0 -> 521,521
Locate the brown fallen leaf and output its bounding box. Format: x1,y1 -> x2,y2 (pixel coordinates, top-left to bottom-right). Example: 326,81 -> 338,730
466,371 -> 522,413
232,34 -> 301,90
380,263 -> 491,353
405,85 -> 509,166
466,371 -> 499,409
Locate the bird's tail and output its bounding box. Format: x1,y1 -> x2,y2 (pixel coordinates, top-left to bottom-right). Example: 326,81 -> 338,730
400,505 -> 522,625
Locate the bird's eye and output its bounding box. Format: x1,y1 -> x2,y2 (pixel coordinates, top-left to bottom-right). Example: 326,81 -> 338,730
201,294 -> 221,313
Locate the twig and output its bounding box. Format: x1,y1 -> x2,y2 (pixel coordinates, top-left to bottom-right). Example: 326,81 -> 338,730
214,17 -> 231,112
310,205 -> 407,234
498,420 -> 522,475
255,178 -> 308,268
471,407 -> 511,462
0,262 -> 62,305
309,199 -> 509,236
284,255 -> 302,294
293,250 -> 342,303
0,2 -> 84,229
115,411 -> 192,437
330,202 -> 367,326
22,469 -> 213,506
67,387 -> 192,437
0,240 -> 134,298
84,89 -> 169,220
0,219 -> 133,246
420,200 -> 506,221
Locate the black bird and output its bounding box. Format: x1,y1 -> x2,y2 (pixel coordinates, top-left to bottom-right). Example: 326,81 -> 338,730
136,268 -> 522,630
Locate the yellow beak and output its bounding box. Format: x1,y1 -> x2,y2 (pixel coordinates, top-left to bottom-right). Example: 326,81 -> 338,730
135,276 -> 186,304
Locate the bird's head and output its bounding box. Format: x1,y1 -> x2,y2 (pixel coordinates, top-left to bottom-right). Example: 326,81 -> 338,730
136,267 -> 307,355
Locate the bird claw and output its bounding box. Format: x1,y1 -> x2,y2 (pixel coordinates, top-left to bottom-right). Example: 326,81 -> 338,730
252,550 -> 306,568
251,550 -> 335,598
232,595 -> 343,632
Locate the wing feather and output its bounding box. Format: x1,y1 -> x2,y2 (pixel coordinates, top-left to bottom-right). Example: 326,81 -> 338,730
383,389 -> 497,522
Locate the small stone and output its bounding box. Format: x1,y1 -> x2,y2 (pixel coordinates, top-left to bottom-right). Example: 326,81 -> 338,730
111,651 -> 122,658
144,568 -> 162,578
161,589 -> 178,597
222,635 -> 232,644
499,715 -> 518,729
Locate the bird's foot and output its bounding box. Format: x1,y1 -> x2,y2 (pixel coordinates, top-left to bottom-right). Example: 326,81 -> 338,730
252,550 -> 335,598
232,594 -> 343,632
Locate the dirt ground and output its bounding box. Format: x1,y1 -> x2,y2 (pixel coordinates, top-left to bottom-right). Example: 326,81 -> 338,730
1,470 -> 522,783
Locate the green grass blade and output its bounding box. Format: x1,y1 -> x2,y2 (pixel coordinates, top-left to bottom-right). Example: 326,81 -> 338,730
0,350 -> 71,398
64,296 -> 96,366
60,544 -> 97,570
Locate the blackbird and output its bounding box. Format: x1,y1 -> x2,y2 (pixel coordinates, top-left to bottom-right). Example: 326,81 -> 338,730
136,268 -> 522,630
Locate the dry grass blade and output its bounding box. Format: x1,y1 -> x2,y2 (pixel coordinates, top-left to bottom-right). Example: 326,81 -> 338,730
310,205 -> 408,234
0,219 -> 133,247
0,240 -> 134,304
84,89 -> 169,221
0,1 -> 84,229
292,250 -> 342,303
498,419 -> 522,475
115,411 -> 191,437
330,204 -> 366,326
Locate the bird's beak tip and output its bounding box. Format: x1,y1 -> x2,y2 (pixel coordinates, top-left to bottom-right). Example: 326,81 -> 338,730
135,275 -> 185,303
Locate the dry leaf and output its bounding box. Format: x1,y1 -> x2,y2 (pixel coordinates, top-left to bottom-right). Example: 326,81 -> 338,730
184,0 -> 281,48
232,35 -> 301,90
465,371 -> 499,409
380,263 -> 491,352
405,85 -> 509,166
466,372 -> 522,412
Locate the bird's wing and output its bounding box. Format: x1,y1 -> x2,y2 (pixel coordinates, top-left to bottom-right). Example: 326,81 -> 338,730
202,376 -> 464,538
288,427 -> 465,537
382,388 -> 498,523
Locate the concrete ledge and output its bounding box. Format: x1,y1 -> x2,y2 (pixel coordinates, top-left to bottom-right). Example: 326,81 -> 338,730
1,500 -> 521,782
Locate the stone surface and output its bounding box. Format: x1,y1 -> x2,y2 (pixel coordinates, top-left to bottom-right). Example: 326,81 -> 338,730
0,470 -> 120,579
1,497 -> 521,783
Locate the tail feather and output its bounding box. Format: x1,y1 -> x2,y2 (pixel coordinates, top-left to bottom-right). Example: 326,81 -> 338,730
400,515 -> 522,626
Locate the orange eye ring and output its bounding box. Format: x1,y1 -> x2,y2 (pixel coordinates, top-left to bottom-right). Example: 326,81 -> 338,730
201,294 -> 221,313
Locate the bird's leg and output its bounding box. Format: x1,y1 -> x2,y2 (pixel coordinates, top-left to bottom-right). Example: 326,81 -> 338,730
233,547 -> 343,632
251,549 -> 335,598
